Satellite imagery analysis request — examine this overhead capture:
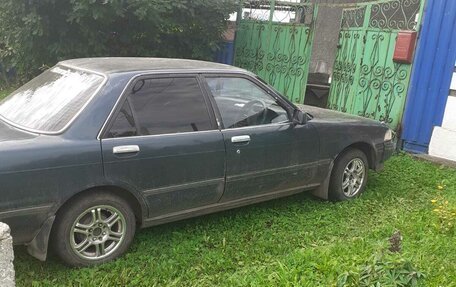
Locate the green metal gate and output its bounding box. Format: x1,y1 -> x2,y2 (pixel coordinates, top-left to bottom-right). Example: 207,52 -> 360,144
234,0 -> 318,103
328,0 -> 424,129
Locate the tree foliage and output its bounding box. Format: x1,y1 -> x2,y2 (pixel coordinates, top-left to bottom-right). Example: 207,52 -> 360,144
0,0 -> 237,85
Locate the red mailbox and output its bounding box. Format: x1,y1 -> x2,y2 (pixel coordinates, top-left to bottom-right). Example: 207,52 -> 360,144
393,31 -> 417,64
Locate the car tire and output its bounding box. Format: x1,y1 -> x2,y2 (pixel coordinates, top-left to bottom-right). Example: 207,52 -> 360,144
328,148 -> 369,201
51,191 -> 136,267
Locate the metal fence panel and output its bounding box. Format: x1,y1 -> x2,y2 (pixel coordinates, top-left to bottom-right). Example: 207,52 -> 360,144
328,0 -> 424,130
234,1 -> 318,103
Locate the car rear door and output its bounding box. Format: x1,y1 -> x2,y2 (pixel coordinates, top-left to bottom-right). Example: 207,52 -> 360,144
100,74 -> 226,218
201,74 -> 320,202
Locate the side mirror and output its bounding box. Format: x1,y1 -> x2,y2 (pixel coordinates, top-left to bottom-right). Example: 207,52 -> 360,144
292,109 -> 307,125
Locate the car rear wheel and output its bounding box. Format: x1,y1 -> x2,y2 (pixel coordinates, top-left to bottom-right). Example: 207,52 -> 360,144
51,191 -> 136,267
328,148 -> 368,201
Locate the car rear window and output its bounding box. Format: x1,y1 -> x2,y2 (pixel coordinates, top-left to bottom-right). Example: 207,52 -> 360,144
0,66 -> 104,133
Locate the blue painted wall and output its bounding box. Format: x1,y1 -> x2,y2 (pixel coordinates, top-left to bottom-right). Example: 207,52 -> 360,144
402,0 -> 456,153
214,41 -> 234,65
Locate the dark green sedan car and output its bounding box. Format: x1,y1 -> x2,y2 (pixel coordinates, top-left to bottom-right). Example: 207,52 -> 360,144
0,58 -> 394,266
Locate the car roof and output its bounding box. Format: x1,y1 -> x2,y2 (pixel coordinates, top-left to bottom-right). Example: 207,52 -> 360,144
59,57 -> 247,75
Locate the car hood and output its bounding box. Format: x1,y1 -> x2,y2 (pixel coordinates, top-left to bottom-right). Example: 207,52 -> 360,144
296,104 -> 381,125
0,120 -> 38,142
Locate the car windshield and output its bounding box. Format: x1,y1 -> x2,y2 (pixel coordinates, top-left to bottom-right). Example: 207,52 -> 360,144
0,66 -> 104,133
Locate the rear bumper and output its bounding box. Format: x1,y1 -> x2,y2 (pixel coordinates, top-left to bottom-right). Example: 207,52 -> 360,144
374,140 -> 395,171
0,205 -> 52,245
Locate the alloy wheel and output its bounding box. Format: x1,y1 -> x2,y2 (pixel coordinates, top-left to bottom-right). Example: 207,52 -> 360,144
70,205 -> 126,261
342,158 -> 366,197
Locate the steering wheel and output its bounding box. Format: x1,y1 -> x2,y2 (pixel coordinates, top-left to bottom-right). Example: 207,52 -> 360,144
236,99 -> 268,127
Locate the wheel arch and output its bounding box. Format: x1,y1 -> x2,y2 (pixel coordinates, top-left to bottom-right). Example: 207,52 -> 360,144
312,141 -> 375,200
55,185 -> 146,225
27,184 -> 147,262
339,141 -> 376,169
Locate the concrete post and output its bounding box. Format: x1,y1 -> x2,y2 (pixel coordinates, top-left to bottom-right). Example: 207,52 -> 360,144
0,222 -> 15,287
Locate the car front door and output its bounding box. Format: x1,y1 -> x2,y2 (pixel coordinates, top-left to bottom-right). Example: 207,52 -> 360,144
100,75 -> 225,218
202,75 -> 320,202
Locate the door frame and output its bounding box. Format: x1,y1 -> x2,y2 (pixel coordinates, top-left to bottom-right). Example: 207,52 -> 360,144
197,72 -> 320,202
197,72 -> 297,130
98,72 -> 220,140
99,72 -> 228,218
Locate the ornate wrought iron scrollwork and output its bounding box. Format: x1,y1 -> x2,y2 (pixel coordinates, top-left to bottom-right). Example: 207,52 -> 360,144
341,6 -> 366,29
356,32 -> 409,124
328,30 -> 362,113
234,0 -> 316,103
329,0 -> 421,129
369,0 -> 421,31
357,33 -> 384,119
379,63 -> 408,123
234,20 -> 267,75
265,24 -> 311,101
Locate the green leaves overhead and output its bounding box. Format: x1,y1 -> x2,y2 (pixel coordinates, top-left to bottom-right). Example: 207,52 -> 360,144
0,0 -> 237,85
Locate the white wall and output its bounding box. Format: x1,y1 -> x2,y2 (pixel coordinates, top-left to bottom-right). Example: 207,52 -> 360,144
451,72 -> 456,90
441,95 -> 456,132
429,66 -> 456,161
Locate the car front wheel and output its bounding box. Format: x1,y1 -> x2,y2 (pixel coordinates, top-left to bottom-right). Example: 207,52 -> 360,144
328,148 -> 368,201
51,191 -> 136,267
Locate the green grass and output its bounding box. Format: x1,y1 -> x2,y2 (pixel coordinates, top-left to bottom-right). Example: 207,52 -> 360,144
13,154 -> 456,286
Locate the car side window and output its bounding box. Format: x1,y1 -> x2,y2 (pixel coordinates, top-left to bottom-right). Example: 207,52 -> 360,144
206,77 -> 289,129
106,77 -> 213,138
106,100 -> 138,138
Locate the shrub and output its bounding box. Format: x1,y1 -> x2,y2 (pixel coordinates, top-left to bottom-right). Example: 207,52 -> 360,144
337,232 -> 425,287
0,0 -> 237,86
337,252 -> 425,287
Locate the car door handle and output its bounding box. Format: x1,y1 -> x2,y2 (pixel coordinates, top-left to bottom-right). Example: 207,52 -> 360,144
113,145 -> 140,154
231,135 -> 251,144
